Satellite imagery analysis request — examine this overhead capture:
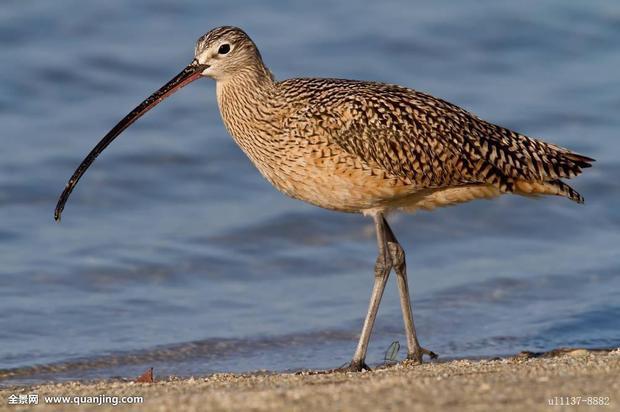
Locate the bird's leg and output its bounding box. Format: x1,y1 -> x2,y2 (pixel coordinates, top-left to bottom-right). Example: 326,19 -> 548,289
343,213 -> 392,372
382,216 -> 437,363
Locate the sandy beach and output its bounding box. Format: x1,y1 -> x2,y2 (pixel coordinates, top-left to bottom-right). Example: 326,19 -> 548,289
1,348 -> 617,411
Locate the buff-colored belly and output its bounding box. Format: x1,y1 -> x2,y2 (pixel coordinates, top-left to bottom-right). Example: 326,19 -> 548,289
247,143 -> 501,214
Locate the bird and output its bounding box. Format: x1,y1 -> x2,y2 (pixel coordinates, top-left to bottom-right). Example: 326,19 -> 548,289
54,26 -> 594,372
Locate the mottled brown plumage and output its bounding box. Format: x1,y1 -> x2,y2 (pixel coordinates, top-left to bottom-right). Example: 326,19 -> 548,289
55,26 -> 594,372
205,27 -> 593,215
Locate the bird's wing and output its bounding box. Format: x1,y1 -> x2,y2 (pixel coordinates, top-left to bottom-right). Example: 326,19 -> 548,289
285,80 -> 593,193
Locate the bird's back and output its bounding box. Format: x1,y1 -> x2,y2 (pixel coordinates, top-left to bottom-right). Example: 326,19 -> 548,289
274,77 -> 592,209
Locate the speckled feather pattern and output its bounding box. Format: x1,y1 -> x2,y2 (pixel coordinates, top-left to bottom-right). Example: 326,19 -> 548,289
208,27 -> 593,213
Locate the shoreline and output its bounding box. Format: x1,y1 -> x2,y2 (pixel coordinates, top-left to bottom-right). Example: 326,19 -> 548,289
1,348 -> 618,411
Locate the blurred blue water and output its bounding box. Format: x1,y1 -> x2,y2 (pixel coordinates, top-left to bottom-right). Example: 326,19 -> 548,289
1,0 -> 619,385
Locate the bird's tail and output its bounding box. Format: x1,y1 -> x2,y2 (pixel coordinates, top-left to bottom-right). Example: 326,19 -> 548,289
515,179 -> 585,203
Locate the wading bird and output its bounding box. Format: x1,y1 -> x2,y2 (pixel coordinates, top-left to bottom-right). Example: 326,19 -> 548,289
55,26 -> 593,372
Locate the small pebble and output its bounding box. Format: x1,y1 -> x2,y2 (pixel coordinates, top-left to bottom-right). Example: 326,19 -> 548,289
568,349 -> 590,357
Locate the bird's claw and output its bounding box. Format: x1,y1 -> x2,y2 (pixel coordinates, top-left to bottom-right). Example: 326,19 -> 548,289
406,347 -> 438,364
300,360 -> 372,375
332,360 -> 372,373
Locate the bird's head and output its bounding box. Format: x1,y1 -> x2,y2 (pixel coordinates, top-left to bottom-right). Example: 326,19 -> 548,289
194,26 -> 264,82
53,26 -> 265,221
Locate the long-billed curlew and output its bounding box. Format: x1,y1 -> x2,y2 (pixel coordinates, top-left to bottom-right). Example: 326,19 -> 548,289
55,26 -> 594,371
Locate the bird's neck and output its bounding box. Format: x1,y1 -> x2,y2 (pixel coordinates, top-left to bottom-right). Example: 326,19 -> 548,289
216,64 -> 275,109
215,66 -> 295,193
216,66 -> 279,148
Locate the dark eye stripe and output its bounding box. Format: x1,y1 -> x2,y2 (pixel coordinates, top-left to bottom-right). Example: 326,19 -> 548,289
218,44 -> 231,55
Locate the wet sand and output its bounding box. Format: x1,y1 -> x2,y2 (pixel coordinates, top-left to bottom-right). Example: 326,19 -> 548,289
1,348 -> 617,412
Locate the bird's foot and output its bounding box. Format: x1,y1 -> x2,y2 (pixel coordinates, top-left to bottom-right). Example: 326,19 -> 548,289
332,359 -> 372,373
406,347 -> 438,364
300,360 -> 372,375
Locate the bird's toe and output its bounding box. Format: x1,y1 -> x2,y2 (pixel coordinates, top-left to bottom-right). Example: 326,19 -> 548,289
333,360 -> 372,373
407,348 -> 438,364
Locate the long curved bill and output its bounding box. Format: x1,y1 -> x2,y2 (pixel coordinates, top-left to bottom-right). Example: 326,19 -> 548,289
54,61 -> 208,222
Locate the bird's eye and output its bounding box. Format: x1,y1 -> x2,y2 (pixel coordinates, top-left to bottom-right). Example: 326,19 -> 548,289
218,44 -> 231,55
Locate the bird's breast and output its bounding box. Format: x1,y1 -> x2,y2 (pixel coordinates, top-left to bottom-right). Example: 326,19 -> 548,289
219,113 -> 417,211
216,80 -> 421,213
